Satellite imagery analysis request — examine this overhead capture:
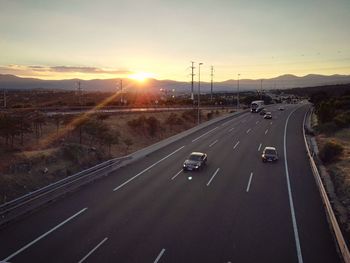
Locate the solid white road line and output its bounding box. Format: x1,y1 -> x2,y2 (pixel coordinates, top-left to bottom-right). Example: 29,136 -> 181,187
246,128 -> 251,134
113,146 -> 185,191
265,129 -> 269,135
192,127 -> 219,142
246,172 -> 253,192
154,248 -> 166,263
233,141 -> 240,149
209,139 -> 218,147
78,237 -> 108,263
171,170 -> 183,180
284,107 -> 303,263
207,168 -> 220,186
270,121 -> 273,125
229,127 -> 235,132
2,208 -> 88,262
258,143 -> 262,151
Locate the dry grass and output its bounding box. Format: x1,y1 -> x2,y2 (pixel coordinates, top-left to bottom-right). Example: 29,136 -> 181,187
317,128 -> 350,237
0,109 -> 230,204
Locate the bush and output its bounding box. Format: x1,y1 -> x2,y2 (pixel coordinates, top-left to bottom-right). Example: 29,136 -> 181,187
165,113 -> 183,128
316,122 -> 339,135
127,115 -> 146,132
316,101 -> 336,123
181,110 -> 197,121
207,111 -> 214,120
61,143 -> 85,162
145,116 -> 161,137
165,113 -> 184,131
334,113 -> 350,129
319,141 -> 344,164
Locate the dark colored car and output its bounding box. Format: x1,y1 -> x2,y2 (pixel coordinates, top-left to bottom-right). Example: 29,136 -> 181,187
262,147 -> 278,162
183,152 -> 207,171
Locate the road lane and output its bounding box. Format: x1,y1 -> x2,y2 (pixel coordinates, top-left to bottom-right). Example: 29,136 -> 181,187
285,106 -> 339,262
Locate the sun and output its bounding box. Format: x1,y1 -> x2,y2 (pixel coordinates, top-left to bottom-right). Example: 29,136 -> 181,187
128,72 -> 155,82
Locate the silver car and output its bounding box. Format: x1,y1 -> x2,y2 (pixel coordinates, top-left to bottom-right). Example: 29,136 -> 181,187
183,152 -> 207,171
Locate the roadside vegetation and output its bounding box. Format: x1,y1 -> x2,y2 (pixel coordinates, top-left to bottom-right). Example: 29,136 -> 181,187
296,84 -> 350,242
0,104 -> 231,204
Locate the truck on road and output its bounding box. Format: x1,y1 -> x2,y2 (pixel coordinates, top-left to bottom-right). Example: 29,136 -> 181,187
251,100 -> 264,113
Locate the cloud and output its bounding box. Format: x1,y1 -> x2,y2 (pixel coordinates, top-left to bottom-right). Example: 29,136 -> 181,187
0,64 -> 132,76
48,66 -> 131,74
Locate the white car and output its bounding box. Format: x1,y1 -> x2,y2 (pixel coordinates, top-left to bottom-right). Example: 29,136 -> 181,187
263,112 -> 272,119
262,147 -> 278,162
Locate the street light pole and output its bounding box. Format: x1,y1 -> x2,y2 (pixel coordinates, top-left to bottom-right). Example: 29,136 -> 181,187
237,73 -> 240,109
190,61 -> 195,101
210,65 -> 214,102
197,63 -> 203,125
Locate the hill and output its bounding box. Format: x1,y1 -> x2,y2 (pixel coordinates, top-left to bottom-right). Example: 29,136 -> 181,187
1,74 -> 350,93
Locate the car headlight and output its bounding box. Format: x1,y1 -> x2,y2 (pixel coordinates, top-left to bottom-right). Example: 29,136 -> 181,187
183,164 -> 186,167
194,165 -> 199,168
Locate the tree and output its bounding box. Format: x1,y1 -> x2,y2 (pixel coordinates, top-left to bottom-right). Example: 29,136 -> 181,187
0,113 -> 13,145
127,115 -> 147,135
123,138 -> 133,154
165,113 -> 183,131
317,101 -> 336,123
51,114 -> 63,135
145,116 -> 161,137
30,111 -> 46,139
101,131 -> 120,155
17,113 -> 33,145
0,113 -> 32,147
96,113 -> 110,122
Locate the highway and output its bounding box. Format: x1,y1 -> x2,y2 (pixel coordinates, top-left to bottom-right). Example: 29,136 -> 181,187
0,104 -> 340,263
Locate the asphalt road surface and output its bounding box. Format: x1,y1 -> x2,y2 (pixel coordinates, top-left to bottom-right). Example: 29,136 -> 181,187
0,103 -> 340,263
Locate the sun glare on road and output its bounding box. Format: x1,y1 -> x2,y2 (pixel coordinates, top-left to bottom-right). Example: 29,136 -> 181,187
128,72 -> 155,82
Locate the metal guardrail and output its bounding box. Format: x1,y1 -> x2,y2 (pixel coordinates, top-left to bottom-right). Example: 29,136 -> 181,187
303,108 -> 350,263
0,156 -> 131,226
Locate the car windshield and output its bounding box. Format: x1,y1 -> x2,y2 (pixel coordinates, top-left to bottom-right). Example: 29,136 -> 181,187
265,149 -> 276,155
188,154 -> 202,161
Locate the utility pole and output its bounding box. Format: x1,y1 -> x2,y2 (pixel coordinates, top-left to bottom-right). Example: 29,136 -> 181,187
3,90 -> 6,108
119,79 -> 123,104
210,66 -> 214,102
190,61 -> 195,101
237,73 -> 240,109
197,62 -> 203,125
77,81 -> 82,107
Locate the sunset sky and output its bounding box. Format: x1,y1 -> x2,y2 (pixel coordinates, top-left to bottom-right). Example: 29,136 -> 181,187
0,0 -> 349,81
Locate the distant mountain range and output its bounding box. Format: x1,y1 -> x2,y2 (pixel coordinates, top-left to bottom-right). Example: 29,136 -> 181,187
1,74 -> 350,93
